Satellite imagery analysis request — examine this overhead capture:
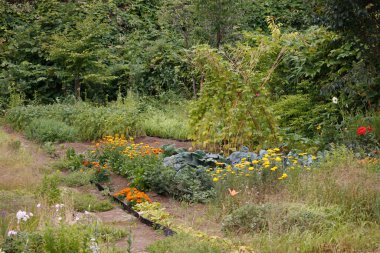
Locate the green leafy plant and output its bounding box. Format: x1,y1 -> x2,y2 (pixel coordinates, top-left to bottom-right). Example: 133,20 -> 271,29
24,118 -> 77,143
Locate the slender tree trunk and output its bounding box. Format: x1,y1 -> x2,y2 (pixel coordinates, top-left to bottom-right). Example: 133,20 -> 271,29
192,77 -> 197,98
216,28 -> 222,49
74,76 -> 81,99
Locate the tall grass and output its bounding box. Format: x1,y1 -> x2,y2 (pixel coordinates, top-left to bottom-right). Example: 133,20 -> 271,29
5,94 -> 190,142
205,145 -> 380,253
0,129 -> 44,191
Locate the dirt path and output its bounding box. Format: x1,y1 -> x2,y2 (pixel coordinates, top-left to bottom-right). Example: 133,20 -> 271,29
1,126 -> 166,252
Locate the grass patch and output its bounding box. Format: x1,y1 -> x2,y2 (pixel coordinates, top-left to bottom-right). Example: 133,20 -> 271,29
6,95 -> 190,141
0,190 -> 36,214
0,129 -> 44,191
147,233 -> 223,253
60,171 -> 95,187
138,104 -> 189,140
70,191 -> 114,212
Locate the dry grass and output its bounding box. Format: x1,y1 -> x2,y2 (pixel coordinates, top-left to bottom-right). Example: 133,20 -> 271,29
0,129 -> 49,191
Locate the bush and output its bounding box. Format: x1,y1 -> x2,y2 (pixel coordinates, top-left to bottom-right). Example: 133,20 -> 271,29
24,118 -> 77,143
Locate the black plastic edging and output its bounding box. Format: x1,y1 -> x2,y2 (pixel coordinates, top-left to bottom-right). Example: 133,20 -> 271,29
93,182 -> 176,237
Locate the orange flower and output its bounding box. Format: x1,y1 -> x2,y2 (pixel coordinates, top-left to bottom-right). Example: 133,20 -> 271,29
228,188 -> 239,197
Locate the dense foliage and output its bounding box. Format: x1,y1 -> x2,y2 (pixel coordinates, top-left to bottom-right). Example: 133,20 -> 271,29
1,0 -> 379,152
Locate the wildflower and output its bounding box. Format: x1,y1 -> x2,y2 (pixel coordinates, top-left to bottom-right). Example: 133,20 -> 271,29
36,203 -> 41,208
228,188 -> 239,196
251,160 -> 259,164
16,210 -> 30,223
270,166 -> 278,171
278,173 -> 288,180
213,177 -> 219,182
274,157 -> 282,162
316,125 -> 321,130
332,97 -> 338,104
357,126 -> 367,136
367,126 -> 374,133
7,230 -> 17,237
58,217 -> 62,221
248,167 -> 254,171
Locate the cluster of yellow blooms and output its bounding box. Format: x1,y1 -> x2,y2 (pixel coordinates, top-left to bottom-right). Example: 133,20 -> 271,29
207,148 -> 316,182
95,135 -> 163,159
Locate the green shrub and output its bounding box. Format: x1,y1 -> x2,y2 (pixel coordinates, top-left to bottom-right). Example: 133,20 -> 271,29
24,118 -> 77,143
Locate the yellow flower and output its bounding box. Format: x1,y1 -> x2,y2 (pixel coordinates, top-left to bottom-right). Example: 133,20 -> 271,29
274,157 -> 282,162
213,177 -> 219,182
278,173 -> 288,180
245,174 -> 250,177
316,125 -> 321,130
311,155 -> 317,160
248,167 -> 254,171
252,160 -> 259,164
273,148 -> 280,152
270,166 -> 278,171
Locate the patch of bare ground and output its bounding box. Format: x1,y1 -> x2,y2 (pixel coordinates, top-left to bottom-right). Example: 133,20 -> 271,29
134,136 -> 193,150
55,142 -> 93,157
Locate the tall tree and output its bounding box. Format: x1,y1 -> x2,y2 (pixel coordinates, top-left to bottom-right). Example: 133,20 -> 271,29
45,15 -> 117,99
193,0 -> 245,48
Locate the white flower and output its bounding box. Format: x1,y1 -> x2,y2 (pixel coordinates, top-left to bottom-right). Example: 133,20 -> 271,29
29,212 -> 33,217
332,97 -> 338,104
7,230 -> 18,236
58,217 -> 62,221
16,210 -> 30,224
36,203 -> 41,208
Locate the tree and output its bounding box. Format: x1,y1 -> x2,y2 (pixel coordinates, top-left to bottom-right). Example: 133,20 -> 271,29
45,15 -> 117,99
193,0 -> 245,48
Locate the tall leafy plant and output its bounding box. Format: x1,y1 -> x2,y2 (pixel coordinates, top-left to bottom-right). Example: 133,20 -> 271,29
190,20 -> 291,152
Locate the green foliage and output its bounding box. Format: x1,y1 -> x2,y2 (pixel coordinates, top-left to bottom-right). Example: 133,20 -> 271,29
147,233 -> 223,253
24,118 -> 77,143
222,203 -> 341,234
289,145 -> 380,222
37,174 -> 61,204
3,231 -> 43,253
60,171 -> 95,187
138,105 -> 189,140
190,23 -> 290,151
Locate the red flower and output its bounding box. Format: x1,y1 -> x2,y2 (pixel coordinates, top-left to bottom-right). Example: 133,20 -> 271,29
357,126 -> 367,136
367,126 -> 374,133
